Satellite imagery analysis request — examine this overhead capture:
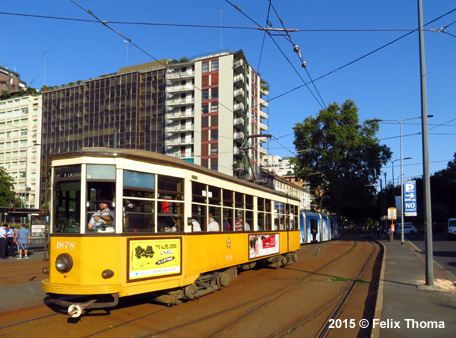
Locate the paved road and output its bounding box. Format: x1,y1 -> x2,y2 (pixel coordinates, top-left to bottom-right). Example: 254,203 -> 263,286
403,230 -> 456,280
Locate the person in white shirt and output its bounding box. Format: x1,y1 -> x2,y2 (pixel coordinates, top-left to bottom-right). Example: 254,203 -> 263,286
208,213 -> 220,232
192,218 -> 202,232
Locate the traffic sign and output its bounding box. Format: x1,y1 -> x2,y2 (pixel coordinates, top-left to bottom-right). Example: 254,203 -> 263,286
388,207 -> 397,220
404,180 -> 417,216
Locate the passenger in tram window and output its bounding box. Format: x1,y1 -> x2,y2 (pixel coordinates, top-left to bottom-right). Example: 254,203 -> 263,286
289,212 -> 294,229
192,218 -> 202,232
88,200 -> 114,232
223,215 -> 231,231
244,221 -> 250,231
208,213 -> 220,232
235,214 -> 243,231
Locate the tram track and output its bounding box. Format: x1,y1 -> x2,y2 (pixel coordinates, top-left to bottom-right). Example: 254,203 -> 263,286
0,240 -> 380,338
201,240 -> 362,338
266,241 -> 378,338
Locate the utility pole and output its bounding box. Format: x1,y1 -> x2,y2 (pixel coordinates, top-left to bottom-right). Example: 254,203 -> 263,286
418,0 -> 433,285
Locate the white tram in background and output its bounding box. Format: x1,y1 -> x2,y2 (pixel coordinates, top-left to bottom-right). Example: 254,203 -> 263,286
41,148 -> 301,317
299,210 -> 340,244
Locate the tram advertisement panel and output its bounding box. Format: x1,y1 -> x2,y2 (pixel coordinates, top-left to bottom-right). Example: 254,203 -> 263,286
249,234 -> 280,259
128,237 -> 182,281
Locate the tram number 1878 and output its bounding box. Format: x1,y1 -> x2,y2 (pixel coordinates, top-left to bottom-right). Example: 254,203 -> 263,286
56,241 -> 75,250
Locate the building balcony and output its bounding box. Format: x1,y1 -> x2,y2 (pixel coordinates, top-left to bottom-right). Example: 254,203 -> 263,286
165,124 -> 194,133
234,88 -> 244,102
259,122 -> 269,131
166,110 -> 195,120
166,70 -> 195,81
233,117 -> 244,128
234,102 -> 244,113
165,138 -> 195,146
166,98 -> 195,107
260,110 -> 269,120
166,83 -> 194,94
234,73 -> 245,85
260,97 -> 269,108
233,59 -> 245,73
234,131 -> 244,141
166,151 -> 194,160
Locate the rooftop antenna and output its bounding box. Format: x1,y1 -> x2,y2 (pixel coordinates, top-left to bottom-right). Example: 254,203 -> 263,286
123,36 -> 130,66
219,8 -> 224,53
43,51 -> 48,86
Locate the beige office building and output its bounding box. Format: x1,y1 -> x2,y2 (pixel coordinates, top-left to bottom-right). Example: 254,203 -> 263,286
0,94 -> 42,208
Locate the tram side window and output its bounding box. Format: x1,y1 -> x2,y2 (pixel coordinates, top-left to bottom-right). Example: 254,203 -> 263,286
192,204 -> 206,231
245,211 -> 253,231
158,175 -> 184,232
208,206 -> 221,231
223,189 -> 233,207
258,212 -> 265,231
158,175 -> 184,200
158,201 -> 183,232
208,185 -> 221,205
192,181 -> 206,203
123,170 -> 155,232
222,208 -> 233,231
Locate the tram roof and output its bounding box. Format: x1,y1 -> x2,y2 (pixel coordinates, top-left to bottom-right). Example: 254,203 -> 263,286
51,147 -> 299,202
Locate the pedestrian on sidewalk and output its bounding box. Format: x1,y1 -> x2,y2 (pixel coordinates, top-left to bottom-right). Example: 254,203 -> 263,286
5,224 -> 15,257
0,224 -> 8,259
14,224 -> 31,259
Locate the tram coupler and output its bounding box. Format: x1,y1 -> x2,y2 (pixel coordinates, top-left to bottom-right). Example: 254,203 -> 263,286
68,299 -> 97,318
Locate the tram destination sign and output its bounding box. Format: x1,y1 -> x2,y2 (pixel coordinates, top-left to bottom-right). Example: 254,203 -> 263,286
403,180 -> 417,217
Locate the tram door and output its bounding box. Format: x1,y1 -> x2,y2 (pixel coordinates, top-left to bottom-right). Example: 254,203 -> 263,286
310,219 -> 318,243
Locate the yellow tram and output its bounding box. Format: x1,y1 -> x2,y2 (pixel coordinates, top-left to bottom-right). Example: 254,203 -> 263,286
41,148 -> 300,317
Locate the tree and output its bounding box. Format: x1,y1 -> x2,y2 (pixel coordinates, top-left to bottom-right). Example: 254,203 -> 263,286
292,100 -> 391,225
0,167 -> 15,207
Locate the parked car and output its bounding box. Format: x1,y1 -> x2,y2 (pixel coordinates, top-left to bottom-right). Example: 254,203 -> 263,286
421,222 -> 445,233
448,218 -> 456,240
395,222 -> 417,235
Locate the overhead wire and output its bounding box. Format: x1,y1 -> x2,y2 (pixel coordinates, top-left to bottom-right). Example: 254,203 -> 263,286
268,7 -> 456,103
267,0 -> 326,108
0,11 -> 444,33
225,0 -> 325,110
257,1 -> 272,72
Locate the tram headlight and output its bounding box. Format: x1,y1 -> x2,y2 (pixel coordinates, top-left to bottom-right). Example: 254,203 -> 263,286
55,253 -> 73,273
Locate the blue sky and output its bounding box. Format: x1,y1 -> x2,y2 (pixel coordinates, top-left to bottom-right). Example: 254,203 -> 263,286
2,0 -> 455,188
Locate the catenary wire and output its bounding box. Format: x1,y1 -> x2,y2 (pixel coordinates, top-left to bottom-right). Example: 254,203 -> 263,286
268,7 -> 456,103
225,0 -> 325,110
268,0 -> 326,108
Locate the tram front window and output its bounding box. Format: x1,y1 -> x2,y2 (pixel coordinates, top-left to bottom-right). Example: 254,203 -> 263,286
53,165 -> 81,233
86,165 -> 116,233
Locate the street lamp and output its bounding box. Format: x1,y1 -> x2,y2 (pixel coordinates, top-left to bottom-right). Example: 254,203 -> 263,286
371,115 -> 433,245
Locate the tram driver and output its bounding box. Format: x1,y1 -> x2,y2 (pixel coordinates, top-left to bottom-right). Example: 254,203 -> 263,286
88,200 -> 114,232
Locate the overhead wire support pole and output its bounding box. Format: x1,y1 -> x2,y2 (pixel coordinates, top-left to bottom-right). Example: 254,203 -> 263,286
418,0 -> 433,286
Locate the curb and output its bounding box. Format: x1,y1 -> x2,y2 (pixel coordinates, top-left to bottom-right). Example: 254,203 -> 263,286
407,239 -> 456,283
370,240 -> 386,338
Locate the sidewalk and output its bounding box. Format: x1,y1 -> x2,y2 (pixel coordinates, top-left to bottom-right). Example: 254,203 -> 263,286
373,238 -> 456,337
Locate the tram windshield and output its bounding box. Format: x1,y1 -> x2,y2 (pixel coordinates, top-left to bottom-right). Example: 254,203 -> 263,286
86,165 -> 116,233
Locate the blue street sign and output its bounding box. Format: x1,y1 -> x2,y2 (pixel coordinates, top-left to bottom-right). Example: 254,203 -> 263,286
403,180 -> 417,216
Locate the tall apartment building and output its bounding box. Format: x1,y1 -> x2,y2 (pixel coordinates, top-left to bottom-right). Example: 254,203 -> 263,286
40,50 -> 270,205
0,66 -> 27,94
165,50 -> 270,177
0,93 -> 42,208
